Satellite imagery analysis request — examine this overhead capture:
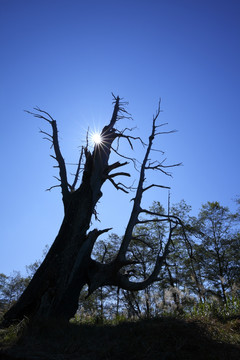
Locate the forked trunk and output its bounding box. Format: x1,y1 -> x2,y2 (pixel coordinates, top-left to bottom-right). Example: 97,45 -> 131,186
2,96 -> 179,327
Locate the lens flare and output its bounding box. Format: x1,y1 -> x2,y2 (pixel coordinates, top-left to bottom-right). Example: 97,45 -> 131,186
92,132 -> 102,145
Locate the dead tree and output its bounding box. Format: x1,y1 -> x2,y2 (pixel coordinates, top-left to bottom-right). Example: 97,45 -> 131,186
2,95 -> 181,326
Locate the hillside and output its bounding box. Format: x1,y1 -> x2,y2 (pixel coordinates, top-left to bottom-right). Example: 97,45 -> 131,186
1,316 -> 240,359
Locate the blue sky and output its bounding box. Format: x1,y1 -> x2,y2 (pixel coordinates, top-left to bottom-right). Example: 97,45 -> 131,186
1,0 -> 240,276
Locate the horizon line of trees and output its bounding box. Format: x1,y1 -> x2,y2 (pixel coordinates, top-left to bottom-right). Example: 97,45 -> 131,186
1,198 -> 239,320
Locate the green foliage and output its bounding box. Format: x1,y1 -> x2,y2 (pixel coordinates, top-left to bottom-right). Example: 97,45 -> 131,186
0,272 -> 30,313
74,198 -> 240,322
1,199 -> 239,329
191,296 -> 240,319
0,317 -> 28,348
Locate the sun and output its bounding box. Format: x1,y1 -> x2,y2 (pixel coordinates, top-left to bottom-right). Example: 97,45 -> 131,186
92,132 -> 102,145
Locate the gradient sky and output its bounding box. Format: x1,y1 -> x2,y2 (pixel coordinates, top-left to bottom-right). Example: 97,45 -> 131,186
1,0 -> 240,276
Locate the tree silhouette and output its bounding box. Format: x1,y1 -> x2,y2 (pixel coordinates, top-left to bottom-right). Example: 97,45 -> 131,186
2,95 -> 181,326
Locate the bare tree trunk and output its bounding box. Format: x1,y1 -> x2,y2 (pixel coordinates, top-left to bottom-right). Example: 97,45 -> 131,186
144,287 -> 151,318
2,181 -> 102,324
2,96 -> 182,327
166,264 -> 181,312
116,288 -> 120,318
2,98 -> 120,326
99,287 -> 104,321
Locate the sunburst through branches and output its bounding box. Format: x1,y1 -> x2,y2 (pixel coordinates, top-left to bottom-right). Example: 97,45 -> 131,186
91,132 -> 102,145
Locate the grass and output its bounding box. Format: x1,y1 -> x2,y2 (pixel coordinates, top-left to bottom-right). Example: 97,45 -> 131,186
0,315 -> 239,359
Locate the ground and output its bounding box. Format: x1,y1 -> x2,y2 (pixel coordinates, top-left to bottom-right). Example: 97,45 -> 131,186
0,316 -> 240,359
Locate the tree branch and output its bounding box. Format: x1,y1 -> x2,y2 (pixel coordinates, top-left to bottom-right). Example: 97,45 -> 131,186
114,222 -> 176,291
46,184 -> 61,192
116,133 -> 147,149
116,100 -> 162,262
108,172 -> 131,179
107,161 -> 129,173
25,107 -> 70,211
71,147 -> 84,191
131,236 -> 155,249
143,184 -> 170,192
108,177 -> 129,193
110,146 -> 140,170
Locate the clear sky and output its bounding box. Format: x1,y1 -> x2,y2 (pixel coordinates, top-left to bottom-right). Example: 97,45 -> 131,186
1,0 -> 240,276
